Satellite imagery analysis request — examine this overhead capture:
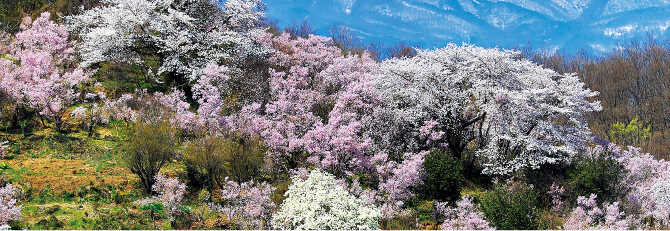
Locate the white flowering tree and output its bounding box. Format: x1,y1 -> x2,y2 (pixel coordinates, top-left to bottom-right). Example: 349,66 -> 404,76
271,169 -> 382,230
370,44 -> 602,175
67,0 -> 268,81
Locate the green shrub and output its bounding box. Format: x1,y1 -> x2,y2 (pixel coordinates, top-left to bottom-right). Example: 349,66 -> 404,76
36,215 -> 64,229
184,135 -> 265,191
479,181 -> 541,230
420,148 -> 464,202
567,151 -> 624,203
124,120 -> 177,194
607,116 -> 651,147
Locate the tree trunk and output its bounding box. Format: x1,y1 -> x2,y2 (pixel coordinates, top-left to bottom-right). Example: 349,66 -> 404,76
87,123 -> 94,137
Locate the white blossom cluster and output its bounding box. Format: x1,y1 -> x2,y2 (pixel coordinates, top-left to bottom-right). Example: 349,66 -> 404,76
371,43 -> 602,175
67,0 -> 269,81
271,169 -> 382,230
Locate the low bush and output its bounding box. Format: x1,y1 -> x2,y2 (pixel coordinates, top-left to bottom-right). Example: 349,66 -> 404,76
567,147 -> 625,204
184,135 -> 265,191
479,181 -> 541,230
124,120 -> 177,194
420,148 -> 464,202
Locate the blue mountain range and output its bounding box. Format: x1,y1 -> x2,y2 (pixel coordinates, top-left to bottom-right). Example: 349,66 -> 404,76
264,0 -> 670,53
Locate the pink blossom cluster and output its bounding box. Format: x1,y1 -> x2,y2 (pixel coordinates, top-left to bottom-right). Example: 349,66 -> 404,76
614,145 -> 670,228
372,151 -> 427,218
135,174 -> 186,221
563,194 -> 629,230
548,182 -> 565,213
213,178 -> 275,229
100,89 -> 197,131
216,33 -> 378,172
0,12 -> 90,131
153,90 -> 197,131
557,144 -> 670,229
151,174 -> 186,220
418,120 -> 446,146
101,93 -> 135,122
193,63 -> 230,131
0,184 -> 21,227
435,196 -> 494,230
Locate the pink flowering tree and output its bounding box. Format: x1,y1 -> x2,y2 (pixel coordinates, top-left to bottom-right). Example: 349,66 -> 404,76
563,194 -> 630,230
214,32 -> 378,175
212,178 -> 275,229
614,145 -> 670,228
0,12 -> 91,132
435,196 -> 494,230
555,144 -> 670,229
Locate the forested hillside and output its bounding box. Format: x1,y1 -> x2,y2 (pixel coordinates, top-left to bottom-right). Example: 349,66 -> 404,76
525,40 -> 670,159
0,0 -> 669,230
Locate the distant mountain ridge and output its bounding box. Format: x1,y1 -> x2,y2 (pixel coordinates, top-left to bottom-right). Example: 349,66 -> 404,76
264,0 -> 670,53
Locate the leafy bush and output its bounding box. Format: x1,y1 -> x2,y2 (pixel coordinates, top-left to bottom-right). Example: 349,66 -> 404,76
271,169 -> 381,230
567,148 -> 625,204
184,135 -> 265,191
421,148 -> 464,202
479,181 -> 540,230
608,116 -> 651,147
124,120 -> 177,194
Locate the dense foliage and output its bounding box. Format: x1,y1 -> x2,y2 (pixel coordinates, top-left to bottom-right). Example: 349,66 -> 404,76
478,181 -> 541,230
567,145 -> 625,203
421,149 -> 464,202
183,135 -> 265,191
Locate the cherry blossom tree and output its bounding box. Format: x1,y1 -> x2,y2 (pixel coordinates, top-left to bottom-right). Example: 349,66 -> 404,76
216,33 -> 371,172
67,0 -> 269,82
0,12 -> 91,132
370,44 -> 602,175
